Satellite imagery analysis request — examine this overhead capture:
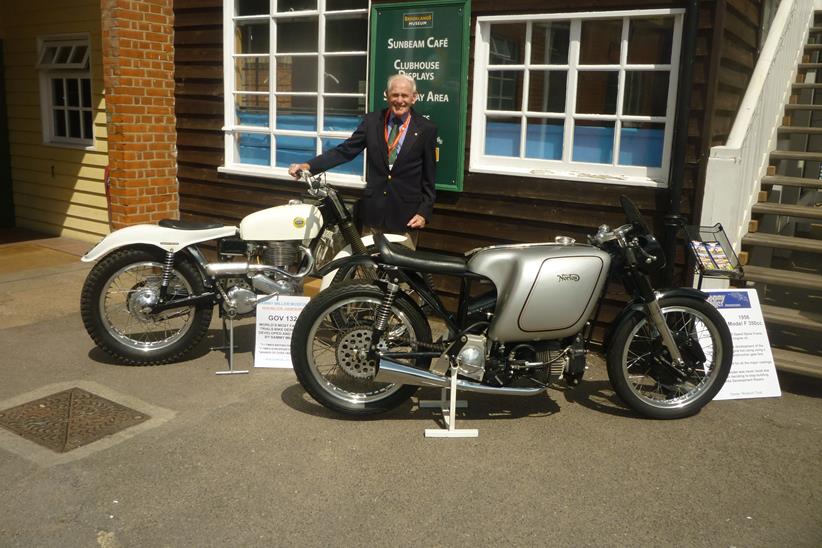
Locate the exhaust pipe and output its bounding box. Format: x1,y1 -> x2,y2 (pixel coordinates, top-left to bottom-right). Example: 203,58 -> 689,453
375,359 -> 546,397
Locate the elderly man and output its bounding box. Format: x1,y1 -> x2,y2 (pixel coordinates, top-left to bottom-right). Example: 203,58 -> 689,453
289,74 -> 437,238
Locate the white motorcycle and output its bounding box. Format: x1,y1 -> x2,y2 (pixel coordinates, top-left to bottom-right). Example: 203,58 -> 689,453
80,172 -> 406,365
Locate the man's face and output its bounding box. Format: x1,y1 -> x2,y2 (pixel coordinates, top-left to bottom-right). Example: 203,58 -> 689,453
387,80 -> 416,117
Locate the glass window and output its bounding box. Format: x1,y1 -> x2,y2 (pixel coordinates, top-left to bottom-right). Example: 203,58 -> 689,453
470,11 -> 682,185
224,0 -> 367,178
37,37 -> 94,146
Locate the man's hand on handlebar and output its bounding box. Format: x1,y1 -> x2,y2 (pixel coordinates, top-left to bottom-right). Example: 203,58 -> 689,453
288,163 -> 311,179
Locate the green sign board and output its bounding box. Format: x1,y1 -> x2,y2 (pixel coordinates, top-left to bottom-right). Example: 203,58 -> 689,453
369,0 -> 469,192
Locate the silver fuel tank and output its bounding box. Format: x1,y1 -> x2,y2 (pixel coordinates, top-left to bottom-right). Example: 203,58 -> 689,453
467,242 -> 611,342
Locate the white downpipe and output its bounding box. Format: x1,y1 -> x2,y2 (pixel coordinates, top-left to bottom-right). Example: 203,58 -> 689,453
700,0 -> 814,269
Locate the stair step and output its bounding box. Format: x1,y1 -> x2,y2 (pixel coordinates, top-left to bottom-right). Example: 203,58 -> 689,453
743,265 -> 822,291
777,126 -> 822,135
770,348 -> 822,379
806,44 -> 822,50
751,202 -> 822,221
761,175 -> 822,189
798,63 -> 822,69
769,150 -> 822,161
743,232 -> 822,254
761,304 -> 822,332
791,83 -> 822,90
784,103 -> 822,110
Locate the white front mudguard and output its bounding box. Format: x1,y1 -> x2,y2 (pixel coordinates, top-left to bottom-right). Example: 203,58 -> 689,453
81,224 -> 238,262
319,233 -> 411,290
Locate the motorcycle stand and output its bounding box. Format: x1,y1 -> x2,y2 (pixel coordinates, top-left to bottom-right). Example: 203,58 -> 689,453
213,316 -> 249,375
421,366 -> 478,438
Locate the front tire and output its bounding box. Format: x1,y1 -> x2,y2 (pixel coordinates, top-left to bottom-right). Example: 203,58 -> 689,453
80,247 -> 213,365
606,297 -> 732,419
290,282 -> 432,415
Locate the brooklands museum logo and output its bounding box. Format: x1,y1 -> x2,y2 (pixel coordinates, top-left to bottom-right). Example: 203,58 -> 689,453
403,12 -> 433,29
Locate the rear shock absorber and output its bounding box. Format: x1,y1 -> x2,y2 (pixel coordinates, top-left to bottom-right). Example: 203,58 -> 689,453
159,250 -> 175,300
369,280 -> 399,358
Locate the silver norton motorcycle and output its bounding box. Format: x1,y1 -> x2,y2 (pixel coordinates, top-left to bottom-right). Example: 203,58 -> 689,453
290,196 -> 733,419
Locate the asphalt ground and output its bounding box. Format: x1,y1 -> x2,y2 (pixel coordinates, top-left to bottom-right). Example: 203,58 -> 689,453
0,235 -> 821,547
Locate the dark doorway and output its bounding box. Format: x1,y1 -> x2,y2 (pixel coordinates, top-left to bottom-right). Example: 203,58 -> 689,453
0,40 -> 15,228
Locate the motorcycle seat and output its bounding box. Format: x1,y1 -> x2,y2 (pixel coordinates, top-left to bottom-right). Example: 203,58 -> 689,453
374,233 -> 467,275
158,219 -> 224,230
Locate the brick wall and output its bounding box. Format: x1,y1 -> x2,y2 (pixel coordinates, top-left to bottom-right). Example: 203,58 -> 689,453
101,0 -> 177,228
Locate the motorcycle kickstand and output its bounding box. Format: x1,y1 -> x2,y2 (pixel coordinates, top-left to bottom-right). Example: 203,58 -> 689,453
214,312 -> 248,375
423,364 -> 478,438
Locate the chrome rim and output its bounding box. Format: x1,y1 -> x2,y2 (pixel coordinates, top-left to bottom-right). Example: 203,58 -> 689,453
622,305 -> 722,409
306,295 -> 418,405
99,261 -> 197,353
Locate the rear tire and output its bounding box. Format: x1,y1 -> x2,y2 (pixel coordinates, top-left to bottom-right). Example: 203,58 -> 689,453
290,282 -> 432,415
80,247 -> 213,365
606,297 -> 732,419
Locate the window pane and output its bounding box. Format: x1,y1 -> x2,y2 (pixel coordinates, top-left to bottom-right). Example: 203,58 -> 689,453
41,46 -> 57,65
276,56 -> 318,91
235,57 -> 269,92
325,16 -> 367,51
322,138 -> 364,175
276,136 -> 315,168
237,0 -> 268,15
620,122 -> 664,167
576,71 -> 618,114
485,117 -> 521,157
323,96 -> 364,131
277,97 -> 317,131
525,119 -> 563,160
55,46 -> 71,64
277,18 -> 318,53
326,0 -> 367,10
624,71 -> 669,116
324,56 -> 366,93
277,0 -> 316,11
487,71 -> 522,111
69,45 -> 87,64
54,109 -> 67,137
68,110 -> 82,138
237,132 -> 271,165
573,120 -> 614,163
236,22 -> 269,54
67,79 -> 80,107
489,24 -> 525,64
236,94 -> 269,126
580,19 -> 622,64
82,111 -> 93,140
52,78 -> 65,106
530,21 -> 570,65
628,18 -> 674,64
527,70 -> 566,113
81,79 -> 91,108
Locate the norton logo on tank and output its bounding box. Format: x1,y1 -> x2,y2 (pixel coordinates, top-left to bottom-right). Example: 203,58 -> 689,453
557,274 -> 581,282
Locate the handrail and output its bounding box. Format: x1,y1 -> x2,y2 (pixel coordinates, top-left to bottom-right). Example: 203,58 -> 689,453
700,0 -> 814,276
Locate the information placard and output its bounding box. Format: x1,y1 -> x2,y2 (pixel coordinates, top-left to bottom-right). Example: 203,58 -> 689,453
369,0 -> 469,191
705,289 -> 781,400
254,296 -> 310,369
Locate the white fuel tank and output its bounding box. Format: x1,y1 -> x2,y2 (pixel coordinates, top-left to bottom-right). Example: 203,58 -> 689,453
239,203 -> 323,244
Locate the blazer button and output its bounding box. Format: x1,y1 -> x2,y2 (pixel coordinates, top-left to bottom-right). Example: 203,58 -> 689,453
387,175 -> 392,180
383,191 -> 388,196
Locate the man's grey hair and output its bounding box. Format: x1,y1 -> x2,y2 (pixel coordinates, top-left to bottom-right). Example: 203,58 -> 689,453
386,73 -> 416,94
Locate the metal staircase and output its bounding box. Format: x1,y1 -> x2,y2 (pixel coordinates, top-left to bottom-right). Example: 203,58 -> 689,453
740,16 -> 822,378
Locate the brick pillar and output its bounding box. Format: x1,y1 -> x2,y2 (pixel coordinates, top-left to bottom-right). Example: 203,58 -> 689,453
101,0 -> 177,229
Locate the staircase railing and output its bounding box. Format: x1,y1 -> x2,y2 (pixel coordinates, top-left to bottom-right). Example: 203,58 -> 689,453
699,0 -> 815,281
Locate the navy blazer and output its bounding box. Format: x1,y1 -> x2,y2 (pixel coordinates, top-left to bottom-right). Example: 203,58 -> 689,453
307,108 -> 437,233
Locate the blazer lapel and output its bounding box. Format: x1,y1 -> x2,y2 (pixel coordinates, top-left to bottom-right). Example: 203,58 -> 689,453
392,113 -> 419,168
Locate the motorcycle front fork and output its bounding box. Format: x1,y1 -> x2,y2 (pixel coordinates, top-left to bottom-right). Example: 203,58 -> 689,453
629,270 -> 684,367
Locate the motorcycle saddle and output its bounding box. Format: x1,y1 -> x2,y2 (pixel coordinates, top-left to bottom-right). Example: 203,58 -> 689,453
159,219 -> 224,230
374,233 -> 467,275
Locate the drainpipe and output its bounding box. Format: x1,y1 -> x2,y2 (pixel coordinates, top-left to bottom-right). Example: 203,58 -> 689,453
663,0 -> 699,287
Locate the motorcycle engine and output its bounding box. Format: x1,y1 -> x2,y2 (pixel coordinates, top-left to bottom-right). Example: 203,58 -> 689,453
456,334 -> 487,381
250,241 -> 304,296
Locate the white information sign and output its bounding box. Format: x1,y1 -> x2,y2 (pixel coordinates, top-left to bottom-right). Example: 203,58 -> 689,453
705,289 -> 781,400
254,296 -> 310,368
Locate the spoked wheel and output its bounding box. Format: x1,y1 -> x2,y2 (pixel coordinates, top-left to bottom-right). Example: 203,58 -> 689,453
606,297 -> 732,419
81,248 -> 213,365
290,282 -> 432,415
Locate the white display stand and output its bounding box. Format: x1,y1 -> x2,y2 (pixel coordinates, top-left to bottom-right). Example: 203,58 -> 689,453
705,289 -> 781,400
254,296 -> 310,369
214,315 -> 249,375
421,366 -> 478,438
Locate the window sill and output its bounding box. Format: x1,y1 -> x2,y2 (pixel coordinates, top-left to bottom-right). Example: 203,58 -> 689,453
469,162 -> 668,188
218,164 -> 367,189
44,140 -> 96,152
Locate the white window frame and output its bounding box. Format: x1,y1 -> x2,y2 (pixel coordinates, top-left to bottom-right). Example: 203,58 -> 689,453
470,9 -> 684,187
219,0 -> 370,188
36,35 -> 95,149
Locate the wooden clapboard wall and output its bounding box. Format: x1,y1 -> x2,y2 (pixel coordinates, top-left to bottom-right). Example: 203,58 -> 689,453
173,0 -> 762,338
